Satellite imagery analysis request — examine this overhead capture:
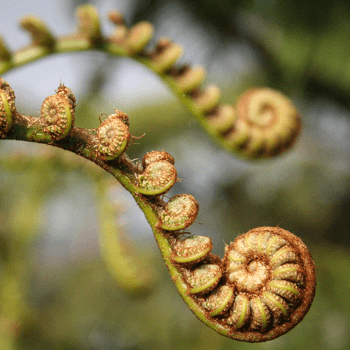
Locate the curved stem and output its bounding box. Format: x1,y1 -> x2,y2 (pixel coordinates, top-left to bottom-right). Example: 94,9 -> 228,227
2,110 -> 234,339
0,5 -> 306,340
0,3 -> 302,159
0,36 -> 235,156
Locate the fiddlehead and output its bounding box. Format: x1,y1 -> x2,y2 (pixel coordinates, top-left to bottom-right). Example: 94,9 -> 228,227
225,88 -> 302,157
0,79 -> 316,342
222,227 -> 315,339
171,226 -> 316,342
0,4 -> 302,159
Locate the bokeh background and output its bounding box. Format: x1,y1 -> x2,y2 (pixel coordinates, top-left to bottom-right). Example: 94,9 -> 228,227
0,0 -> 350,349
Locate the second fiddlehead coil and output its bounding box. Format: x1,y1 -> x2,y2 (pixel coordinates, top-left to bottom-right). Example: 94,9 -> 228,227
0,5 -> 303,159
207,88 -> 302,158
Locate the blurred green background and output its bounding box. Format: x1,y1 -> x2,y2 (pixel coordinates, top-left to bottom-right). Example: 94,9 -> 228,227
0,0 -> 350,349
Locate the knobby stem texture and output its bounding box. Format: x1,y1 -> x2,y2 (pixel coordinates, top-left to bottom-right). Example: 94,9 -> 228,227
4,104 -> 228,338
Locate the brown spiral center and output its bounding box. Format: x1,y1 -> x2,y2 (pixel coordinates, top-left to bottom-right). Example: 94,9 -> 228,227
254,103 -> 275,128
231,257 -> 270,293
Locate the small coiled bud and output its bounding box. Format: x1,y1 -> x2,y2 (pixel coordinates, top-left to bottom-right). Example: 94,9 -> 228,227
97,110 -> 130,160
171,235 -> 212,264
135,151 -> 177,195
226,88 -> 301,158
41,85 -> 75,140
126,21 -> 154,55
142,150 -> 174,169
150,38 -> 183,73
192,85 -> 221,113
171,65 -> 206,93
206,105 -> 236,134
76,4 -> 102,44
159,194 -> 199,230
0,78 -> 16,138
136,158 -> 177,195
185,263 -> 222,294
20,15 -> 55,48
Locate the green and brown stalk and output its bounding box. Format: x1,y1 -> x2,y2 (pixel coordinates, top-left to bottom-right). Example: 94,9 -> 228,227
0,79 -> 315,342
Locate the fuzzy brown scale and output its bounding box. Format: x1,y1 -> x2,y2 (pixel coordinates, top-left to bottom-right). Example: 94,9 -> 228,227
56,84 -> 76,117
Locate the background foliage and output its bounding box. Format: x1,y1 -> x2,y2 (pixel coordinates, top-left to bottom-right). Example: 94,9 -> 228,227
0,0 -> 349,349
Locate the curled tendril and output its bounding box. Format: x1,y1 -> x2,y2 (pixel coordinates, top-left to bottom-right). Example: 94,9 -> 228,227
97,110 -> 130,161
148,38 -> 183,73
0,78 -> 16,138
172,226 -> 316,342
159,194 -> 199,231
40,85 -> 75,140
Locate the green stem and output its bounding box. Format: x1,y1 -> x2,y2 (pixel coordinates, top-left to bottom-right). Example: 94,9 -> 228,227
1,112 -> 234,339
0,37 -> 233,153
